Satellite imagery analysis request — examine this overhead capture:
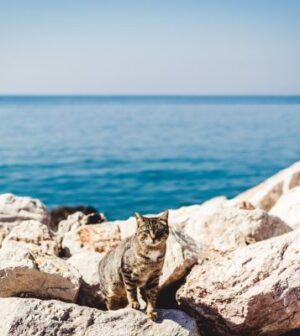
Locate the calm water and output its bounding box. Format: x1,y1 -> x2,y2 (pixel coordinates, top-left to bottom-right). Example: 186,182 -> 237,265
0,96 -> 300,220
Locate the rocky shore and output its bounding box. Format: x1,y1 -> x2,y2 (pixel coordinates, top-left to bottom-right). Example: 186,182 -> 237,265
0,162 -> 300,335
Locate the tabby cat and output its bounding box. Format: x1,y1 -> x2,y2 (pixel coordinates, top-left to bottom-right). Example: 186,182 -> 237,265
98,210 -> 169,320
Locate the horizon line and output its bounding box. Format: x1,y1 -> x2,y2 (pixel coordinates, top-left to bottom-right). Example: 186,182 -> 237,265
1,94 -> 300,97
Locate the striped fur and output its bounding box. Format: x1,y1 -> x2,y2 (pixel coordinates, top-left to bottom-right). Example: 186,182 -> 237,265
98,210 -> 169,320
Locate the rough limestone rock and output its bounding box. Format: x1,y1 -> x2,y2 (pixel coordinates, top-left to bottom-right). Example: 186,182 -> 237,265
116,217 -> 138,240
0,297 -> 200,336
236,161 -> 300,211
184,206 -> 291,253
168,197 -> 228,231
0,193 -> 50,245
2,220 -> 58,255
160,229 -> 205,289
61,220 -> 121,257
177,230 -> 300,336
56,211 -> 94,248
0,244 -> 81,302
270,186 -> 300,229
68,251 -> 105,308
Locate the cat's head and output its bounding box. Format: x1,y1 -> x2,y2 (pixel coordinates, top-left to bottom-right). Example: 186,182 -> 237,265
135,210 -> 169,247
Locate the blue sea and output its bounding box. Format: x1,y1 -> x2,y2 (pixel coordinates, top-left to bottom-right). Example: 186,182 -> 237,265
0,96 -> 300,220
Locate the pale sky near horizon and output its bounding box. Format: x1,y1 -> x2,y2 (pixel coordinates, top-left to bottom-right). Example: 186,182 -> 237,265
0,0 -> 300,95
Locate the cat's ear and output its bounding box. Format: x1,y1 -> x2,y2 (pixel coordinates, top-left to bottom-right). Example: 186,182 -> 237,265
159,210 -> 169,224
135,212 -> 144,227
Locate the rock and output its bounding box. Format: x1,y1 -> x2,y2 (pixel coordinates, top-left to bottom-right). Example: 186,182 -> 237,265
185,205 -> 291,253
236,161 -> 300,211
0,193 -> 50,245
0,297 -> 200,336
50,205 -> 106,231
56,211 -> 88,238
60,219 -> 121,257
270,186 -> 300,229
160,229 -> 205,289
169,197 -> 228,231
177,229 -> 300,336
2,220 -> 58,255
0,193 -> 49,225
68,251 -> 105,308
0,244 -> 81,302
116,217 -> 138,240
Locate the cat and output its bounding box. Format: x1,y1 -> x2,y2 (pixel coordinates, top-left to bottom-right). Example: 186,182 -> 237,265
98,210 -> 169,320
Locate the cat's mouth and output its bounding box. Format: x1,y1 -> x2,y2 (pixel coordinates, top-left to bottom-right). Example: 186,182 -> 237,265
144,238 -> 165,246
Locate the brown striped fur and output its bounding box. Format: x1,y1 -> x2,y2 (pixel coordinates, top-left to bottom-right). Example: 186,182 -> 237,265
98,210 -> 169,320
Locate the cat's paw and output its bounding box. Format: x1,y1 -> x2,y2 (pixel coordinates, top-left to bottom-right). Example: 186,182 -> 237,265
147,310 -> 158,321
130,301 -> 140,310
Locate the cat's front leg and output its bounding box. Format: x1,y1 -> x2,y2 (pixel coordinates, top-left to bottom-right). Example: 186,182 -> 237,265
122,272 -> 140,310
145,275 -> 160,320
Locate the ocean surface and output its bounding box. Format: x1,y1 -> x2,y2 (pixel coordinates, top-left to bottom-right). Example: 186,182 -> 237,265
0,95 -> 300,220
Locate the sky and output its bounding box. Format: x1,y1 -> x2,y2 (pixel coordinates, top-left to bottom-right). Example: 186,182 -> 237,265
0,0 -> 300,95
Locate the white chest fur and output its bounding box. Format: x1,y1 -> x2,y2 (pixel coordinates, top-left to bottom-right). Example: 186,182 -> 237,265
147,250 -> 161,262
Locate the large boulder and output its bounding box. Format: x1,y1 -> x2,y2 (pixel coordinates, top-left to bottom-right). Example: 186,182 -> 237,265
2,220 -> 58,255
169,197 -> 227,231
177,230 -> 300,336
270,186 -> 300,229
184,205 -> 291,253
160,229 -> 205,289
0,244 -> 81,302
0,297 -> 200,336
0,193 -> 50,245
68,251 -> 105,308
60,218 -> 121,257
235,161 -> 300,211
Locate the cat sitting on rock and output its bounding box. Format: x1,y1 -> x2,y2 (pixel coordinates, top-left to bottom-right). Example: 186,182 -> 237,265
98,210 -> 169,320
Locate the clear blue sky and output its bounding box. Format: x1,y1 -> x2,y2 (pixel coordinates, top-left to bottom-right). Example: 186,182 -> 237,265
0,0 -> 299,95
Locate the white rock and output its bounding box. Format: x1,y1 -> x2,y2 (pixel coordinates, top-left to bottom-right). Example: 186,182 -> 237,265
116,217 -> 137,240
2,220 -> 58,255
177,229 -> 300,335
56,211 -> 91,248
185,205 -> 291,253
183,197 -> 228,240
0,193 -> 49,225
0,244 -> 81,302
68,251 -> 105,308
170,197 -> 227,231
160,229 -> 205,289
0,193 -> 50,245
0,297 -> 200,336
68,251 -> 104,286
270,186 -> 300,229
61,220 -> 121,257
236,161 -> 300,211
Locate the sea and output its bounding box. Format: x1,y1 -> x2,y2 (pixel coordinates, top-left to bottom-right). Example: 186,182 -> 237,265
0,95 -> 300,220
